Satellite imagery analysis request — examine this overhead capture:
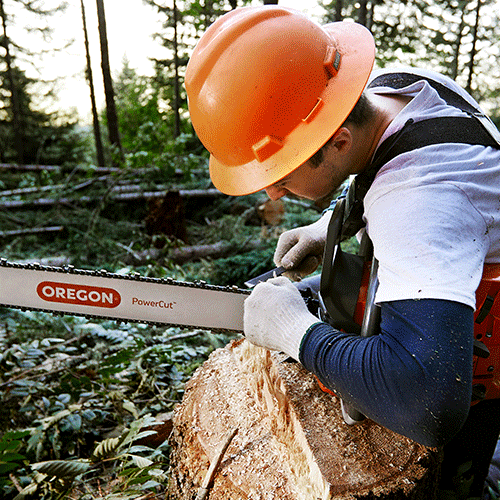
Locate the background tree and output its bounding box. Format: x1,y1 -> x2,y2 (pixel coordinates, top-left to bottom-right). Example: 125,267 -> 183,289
0,0 -> 23,162
96,0 -> 124,164
143,0 -> 251,144
319,0 -> 500,114
113,59 -> 177,170
0,0 -> 84,166
81,0 -> 105,167
0,64 -> 85,165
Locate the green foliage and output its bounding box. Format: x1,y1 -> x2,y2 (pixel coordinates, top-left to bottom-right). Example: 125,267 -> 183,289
102,59 -> 207,183
206,247 -> 276,287
31,459 -> 93,478
0,65 -> 85,166
0,431 -> 30,489
8,413 -> 171,499
0,159 -> 321,498
320,0 -> 500,107
144,0 -> 253,144
0,25 -> 326,494
2,2 -> 500,497
0,304 -> 234,498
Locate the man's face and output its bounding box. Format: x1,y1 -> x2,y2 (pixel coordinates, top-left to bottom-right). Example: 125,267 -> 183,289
264,144 -> 353,202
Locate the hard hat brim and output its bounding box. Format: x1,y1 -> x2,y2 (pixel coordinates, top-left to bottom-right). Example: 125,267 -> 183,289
208,21 -> 376,196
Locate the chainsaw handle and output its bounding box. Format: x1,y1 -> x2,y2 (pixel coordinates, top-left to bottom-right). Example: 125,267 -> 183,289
342,257 -> 380,424
318,194 -> 381,425
360,258 -> 380,338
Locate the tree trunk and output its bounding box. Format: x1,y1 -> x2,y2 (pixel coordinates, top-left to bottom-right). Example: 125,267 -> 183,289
465,0 -> 481,94
451,5 -> 466,81
173,0 -> 181,138
81,0 -> 105,167
357,0 -> 368,26
0,0 -> 23,164
95,0 -> 124,164
168,340 -> 442,499
335,0 -> 343,22
366,0 -> 375,31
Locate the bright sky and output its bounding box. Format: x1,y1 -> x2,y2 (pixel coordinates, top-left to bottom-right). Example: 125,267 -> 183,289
47,0 -> 322,122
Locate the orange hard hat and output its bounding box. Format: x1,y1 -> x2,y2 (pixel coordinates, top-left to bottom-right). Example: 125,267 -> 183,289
185,6 -> 375,196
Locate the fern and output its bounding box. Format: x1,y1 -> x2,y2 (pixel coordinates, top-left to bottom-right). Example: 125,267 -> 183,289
92,437 -> 122,461
31,459 -> 92,478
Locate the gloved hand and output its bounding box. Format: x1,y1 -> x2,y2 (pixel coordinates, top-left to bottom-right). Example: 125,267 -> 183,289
244,276 -> 321,361
274,210 -> 333,280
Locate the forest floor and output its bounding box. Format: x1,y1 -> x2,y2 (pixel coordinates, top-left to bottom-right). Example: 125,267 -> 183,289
0,163 -> 324,499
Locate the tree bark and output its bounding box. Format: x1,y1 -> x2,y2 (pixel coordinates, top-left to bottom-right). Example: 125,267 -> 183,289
465,0 -> 481,94
168,340 -> 442,499
95,0 -> 124,164
451,5 -> 466,81
0,0 -> 23,163
0,226 -> 64,240
121,239 -> 261,266
357,0 -> 368,26
0,163 -> 121,173
0,188 -> 223,210
335,0 -> 343,22
169,240 -> 261,264
0,163 -> 60,171
172,0 -> 181,138
81,0 -> 105,167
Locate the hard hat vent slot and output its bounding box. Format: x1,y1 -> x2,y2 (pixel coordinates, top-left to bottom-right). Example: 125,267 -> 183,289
303,98 -> 325,124
252,135 -> 283,163
324,47 -> 341,78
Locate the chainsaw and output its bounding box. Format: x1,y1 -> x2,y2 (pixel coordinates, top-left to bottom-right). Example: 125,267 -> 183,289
0,259 -> 318,333
1,202 -> 500,409
0,258 -> 252,333
0,198 -> 367,339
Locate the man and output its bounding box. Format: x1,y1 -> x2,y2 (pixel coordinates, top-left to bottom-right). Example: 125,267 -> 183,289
185,5 -> 500,499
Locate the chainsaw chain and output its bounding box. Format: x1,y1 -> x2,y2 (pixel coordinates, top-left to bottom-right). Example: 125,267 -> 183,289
0,259 -> 321,333
0,258 -> 251,333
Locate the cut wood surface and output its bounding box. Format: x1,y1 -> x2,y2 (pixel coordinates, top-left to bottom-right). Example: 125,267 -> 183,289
168,339 -> 442,499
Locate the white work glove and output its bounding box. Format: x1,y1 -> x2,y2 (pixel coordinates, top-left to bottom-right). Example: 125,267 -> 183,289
274,210 -> 333,280
244,276 -> 321,361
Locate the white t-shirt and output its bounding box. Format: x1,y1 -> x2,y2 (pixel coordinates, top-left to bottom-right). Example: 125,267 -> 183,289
364,68 -> 500,309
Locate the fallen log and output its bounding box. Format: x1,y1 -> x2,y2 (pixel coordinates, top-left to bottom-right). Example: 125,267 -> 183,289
0,188 -> 224,210
168,339 -> 442,499
169,240 -> 261,264
0,176 -> 108,198
0,163 -> 120,173
0,163 -> 61,172
121,240 -> 262,266
114,188 -> 222,202
0,226 -> 65,240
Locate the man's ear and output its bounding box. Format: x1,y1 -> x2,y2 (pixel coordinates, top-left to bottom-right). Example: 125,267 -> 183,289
330,127 -> 353,155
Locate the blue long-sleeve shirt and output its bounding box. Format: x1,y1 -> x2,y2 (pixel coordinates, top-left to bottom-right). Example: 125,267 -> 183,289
299,298 -> 474,447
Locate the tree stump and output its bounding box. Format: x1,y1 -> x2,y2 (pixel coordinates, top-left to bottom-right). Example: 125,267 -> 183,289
168,339 -> 442,499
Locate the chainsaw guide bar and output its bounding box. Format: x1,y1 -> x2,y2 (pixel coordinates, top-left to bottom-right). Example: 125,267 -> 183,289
0,258 -> 250,332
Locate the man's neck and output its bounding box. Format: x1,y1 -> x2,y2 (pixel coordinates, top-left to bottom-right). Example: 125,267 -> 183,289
353,93 -> 412,173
